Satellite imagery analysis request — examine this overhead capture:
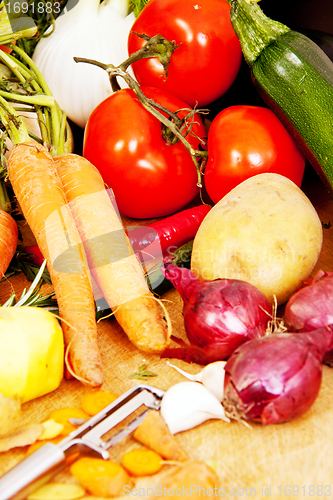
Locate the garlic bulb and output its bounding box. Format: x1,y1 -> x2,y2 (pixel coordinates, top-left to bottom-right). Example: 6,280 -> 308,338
160,381 -> 230,435
32,0 -> 135,128
167,361 -> 226,402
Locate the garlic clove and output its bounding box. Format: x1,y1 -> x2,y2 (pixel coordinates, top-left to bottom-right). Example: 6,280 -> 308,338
160,381 -> 230,435
167,361 -> 227,402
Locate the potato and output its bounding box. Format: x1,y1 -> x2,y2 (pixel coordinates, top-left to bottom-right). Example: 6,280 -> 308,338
0,307 -> 64,403
192,173 -> 323,305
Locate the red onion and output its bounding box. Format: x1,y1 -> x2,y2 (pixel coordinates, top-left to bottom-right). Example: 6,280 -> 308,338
223,327 -> 333,424
285,270 -> 333,331
284,270 -> 333,365
161,264 -> 272,364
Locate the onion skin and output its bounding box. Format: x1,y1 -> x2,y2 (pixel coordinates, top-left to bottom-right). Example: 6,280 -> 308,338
285,270 -> 333,330
161,265 -> 272,364
284,270 -> 333,365
223,327 -> 333,424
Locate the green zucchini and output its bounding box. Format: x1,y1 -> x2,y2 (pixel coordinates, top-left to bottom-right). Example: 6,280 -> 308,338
229,0 -> 333,194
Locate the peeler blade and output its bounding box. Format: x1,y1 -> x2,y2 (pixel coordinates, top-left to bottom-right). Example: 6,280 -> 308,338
103,408 -> 150,449
0,384 -> 165,500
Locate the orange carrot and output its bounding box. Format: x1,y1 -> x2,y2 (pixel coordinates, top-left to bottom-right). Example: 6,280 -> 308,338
80,390 -> 119,416
49,407 -> 90,436
7,142 -> 104,387
54,153 -> 170,353
70,457 -> 133,497
0,209 -> 18,279
121,448 -> 164,476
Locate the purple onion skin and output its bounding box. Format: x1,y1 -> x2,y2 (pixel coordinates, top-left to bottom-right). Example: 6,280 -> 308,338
162,264 -> 272,363
223,327 -> 333,425
285,271 -> 333,331
285,271 -> 333,365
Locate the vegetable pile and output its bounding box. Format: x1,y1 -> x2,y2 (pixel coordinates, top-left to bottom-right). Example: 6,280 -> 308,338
1,0 -> 333,495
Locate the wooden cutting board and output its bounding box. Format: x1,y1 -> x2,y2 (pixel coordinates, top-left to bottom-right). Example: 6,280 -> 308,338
1,165 -> 333,500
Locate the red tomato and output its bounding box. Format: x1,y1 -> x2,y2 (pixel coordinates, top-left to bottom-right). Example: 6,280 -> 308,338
204,105 -> 306,203
83,87 -> 207,219
127,0 -> 242,107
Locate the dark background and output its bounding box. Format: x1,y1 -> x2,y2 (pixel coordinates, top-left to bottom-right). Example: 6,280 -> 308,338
208,0 -> 333,115
262,0 -> 333,34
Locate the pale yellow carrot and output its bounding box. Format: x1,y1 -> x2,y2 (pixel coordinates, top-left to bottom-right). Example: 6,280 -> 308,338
7,142 -> 104,386
133,410 -> 189,462
54,153 -> 170,353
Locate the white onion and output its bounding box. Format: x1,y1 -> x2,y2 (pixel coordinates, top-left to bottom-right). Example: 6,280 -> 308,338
32,0 -> 135,128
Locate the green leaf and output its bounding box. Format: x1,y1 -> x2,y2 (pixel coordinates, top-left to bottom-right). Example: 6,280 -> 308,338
129,0 -> 149,17
129,363 -> 157,380
1,245 -> 51,284
1,260 -> 57,308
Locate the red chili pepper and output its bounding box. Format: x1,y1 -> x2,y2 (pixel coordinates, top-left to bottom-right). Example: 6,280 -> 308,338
24,245 -> 44,266
127,204 -> 211,257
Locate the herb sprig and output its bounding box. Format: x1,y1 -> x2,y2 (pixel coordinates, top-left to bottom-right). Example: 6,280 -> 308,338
129,363 -> 157,380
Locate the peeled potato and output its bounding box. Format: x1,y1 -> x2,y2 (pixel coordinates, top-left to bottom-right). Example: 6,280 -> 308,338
27,483 -> 85,500
192,173 -> 323,305
0,307 -> 64,403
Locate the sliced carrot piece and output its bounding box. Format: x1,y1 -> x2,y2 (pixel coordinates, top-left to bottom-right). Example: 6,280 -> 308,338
49,407 -> 89,436
80,390 -> 119,416
121,448 -> 164,477
70,457 -> 133,498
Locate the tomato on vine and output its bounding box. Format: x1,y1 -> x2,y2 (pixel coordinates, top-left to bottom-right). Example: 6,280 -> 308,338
128,0 -> 242,107
83,87 -> 207,219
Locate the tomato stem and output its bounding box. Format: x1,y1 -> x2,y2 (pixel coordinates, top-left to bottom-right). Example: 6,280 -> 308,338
74,38 -> 208,187
125,32 -> 179,73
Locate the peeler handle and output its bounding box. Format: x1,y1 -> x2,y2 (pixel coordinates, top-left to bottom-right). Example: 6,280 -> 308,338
0,443 -> 66,500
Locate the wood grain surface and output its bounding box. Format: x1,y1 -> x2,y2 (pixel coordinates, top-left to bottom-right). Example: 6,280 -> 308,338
0,165 -> 333,500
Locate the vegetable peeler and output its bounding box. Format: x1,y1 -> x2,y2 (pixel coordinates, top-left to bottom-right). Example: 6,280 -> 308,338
0,384 -> 165,500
